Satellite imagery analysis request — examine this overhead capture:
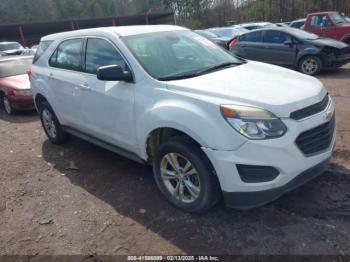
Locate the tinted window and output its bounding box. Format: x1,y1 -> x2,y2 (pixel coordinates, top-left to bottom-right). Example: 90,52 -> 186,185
49,39 -> 82,71
0,58 -> 33,78
290,21 -> 304,28
264,31 -> 289,44
239,31 -> 262,42
33,41 -> 53,64
85,38 -> 126,74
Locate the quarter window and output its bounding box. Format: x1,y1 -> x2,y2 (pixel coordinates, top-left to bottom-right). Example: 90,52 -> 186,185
49,39 -> 83,71
85,38 -> 126,74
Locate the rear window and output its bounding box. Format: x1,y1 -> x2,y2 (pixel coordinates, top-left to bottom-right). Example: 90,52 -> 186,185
239,31 -> 263,42
0,58 -> 33,78
33,41 -> 53,64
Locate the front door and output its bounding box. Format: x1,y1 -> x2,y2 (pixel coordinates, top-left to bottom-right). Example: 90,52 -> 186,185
262,30 -> 297,66
79,37 -> 137,153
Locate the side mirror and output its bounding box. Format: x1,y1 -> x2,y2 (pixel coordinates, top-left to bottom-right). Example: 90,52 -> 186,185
97,65 -> 133,82
284,40 -> 294,46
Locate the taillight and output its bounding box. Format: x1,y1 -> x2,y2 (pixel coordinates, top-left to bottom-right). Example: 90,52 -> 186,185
27,67 -> 32,81
228,38 -> 238,49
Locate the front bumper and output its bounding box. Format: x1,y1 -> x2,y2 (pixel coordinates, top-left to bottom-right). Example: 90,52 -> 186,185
324,53 -> 350,69
203,97 -> 336,209
223,159 -> 329,209
9,95 -> 35,111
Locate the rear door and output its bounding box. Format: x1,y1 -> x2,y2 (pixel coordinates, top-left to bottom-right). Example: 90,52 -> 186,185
262,30 -> 297,66
47,38 -> 85,129
79,37 -> 137,152
233,31 -> 265,61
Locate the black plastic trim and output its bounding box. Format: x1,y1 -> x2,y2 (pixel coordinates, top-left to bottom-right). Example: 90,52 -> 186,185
224,159 -> 329,210
236,165 -> 280,183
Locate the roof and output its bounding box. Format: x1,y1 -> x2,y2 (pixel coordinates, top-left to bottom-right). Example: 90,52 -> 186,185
0,55 -> 33,62
308,11 -> 337,16
42,25 -> 187,40
291,18 -> 306,23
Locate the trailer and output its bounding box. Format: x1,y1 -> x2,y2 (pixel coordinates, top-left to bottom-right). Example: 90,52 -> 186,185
0,12 -> 175,47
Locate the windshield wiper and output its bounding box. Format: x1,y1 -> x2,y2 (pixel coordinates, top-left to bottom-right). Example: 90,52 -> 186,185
158,72 -> 202,81
196,62 -> 242,75
158,62 -> 243,81
158,62 -> 244,81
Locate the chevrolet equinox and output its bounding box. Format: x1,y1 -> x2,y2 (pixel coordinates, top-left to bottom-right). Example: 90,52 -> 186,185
31,25 -> 336,213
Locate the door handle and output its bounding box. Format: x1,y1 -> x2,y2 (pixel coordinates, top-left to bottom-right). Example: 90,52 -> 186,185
48,72 -> 54,79
79,82 -> 91,92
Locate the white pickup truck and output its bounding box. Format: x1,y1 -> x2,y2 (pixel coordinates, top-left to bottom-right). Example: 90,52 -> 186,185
30,25 -> 336,213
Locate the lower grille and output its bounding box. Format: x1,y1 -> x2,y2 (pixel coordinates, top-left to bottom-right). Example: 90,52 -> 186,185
296,116 -> 335,156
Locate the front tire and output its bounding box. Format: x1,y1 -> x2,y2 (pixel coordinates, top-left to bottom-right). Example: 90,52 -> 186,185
153,137 -> 221,214
39,101 -> 68,145
2,96 -> 15,115
299,56 -> 322,75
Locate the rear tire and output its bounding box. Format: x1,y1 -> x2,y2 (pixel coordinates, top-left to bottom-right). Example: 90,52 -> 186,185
299,56 -> 322,75
153,136 -> 221,214
39,101 -> 68,145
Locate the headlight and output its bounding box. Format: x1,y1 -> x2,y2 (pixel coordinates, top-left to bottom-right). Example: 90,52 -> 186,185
220,105 -> 287,140
13,90 -> 32,96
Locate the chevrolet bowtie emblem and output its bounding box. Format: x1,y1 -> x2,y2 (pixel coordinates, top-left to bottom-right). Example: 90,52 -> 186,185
324,111 -> 333,122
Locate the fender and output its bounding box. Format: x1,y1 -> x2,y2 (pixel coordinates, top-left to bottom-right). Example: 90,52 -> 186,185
137,99 -> 247,160
340,33 -> 350,43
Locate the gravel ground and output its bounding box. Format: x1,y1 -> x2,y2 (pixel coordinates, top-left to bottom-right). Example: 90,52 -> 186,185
0,65 -> 350,256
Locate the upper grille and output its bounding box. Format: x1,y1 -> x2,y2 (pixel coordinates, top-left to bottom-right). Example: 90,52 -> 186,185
290,95 -> 329,120
296,115 -> 335,156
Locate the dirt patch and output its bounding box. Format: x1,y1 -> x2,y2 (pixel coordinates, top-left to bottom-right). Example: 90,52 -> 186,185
0,65 -> 350,256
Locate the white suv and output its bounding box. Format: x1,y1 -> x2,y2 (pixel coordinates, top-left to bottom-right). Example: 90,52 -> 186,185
31,25 -> 336,213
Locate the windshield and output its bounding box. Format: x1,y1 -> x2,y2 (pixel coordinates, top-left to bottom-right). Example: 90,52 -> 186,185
0,58 -> 32,78
122,30 -> 243,81
0,43 -> 22,52
289,28 -> 319,40
330,12 -> 348,24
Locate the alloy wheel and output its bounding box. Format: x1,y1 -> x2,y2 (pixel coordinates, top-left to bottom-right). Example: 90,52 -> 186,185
160,153 -> 201,204
42,109 -> 57,139
301,58 -> 318,75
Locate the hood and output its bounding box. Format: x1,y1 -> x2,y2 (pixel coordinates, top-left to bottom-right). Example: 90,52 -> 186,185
3,49 -> 24,55
308,37 -> 348,49
0,74 -> 30,90
166,61 -> 326,118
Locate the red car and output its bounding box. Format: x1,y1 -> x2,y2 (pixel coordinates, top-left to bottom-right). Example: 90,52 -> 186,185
303,11 -> 350,44
0,56 -> 34,115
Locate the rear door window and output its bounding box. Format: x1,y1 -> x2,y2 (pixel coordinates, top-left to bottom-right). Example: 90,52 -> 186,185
239,31 -> 263,43
49,38 -> 83,71
84,38 -> 127,74
264,31 -> 289,44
